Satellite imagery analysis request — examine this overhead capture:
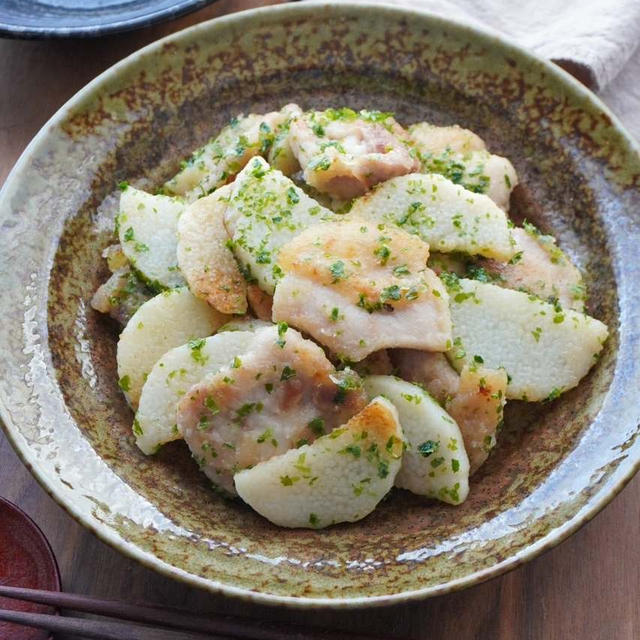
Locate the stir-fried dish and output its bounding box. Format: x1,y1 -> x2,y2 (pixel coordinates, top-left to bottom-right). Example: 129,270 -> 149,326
92,105 -> 608,528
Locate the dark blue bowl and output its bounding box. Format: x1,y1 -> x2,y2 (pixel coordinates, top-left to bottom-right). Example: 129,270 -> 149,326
0,0 -> 217,38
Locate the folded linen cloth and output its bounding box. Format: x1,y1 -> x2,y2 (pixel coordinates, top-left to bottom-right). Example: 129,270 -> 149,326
313,0 -> 640,91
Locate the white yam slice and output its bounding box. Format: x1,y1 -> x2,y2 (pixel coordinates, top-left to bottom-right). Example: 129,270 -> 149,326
348,173 -> 515,260
234,396 -> 404,528
224,157 -> 335,295
363,375 -> 469,505
116,287 -> 229,409
177,326 -> 367,495
447,278 -> 608,401
117,186 -> 186,289
481,225 -> 586,311
164,104 -> 301,202
409,122 -> 486,154
409,123 -> 518,210
272,219 -> 451,361
289,108 -> 419,199
134,331 -> 257,455
176,185 -> 247,315
446,365 -> 507,474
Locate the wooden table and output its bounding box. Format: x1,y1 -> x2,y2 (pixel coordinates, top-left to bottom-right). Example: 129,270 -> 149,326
1,2 -> 638,638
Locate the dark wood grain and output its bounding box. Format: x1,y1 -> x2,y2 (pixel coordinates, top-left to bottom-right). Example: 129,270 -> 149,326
1,2 -> 639,639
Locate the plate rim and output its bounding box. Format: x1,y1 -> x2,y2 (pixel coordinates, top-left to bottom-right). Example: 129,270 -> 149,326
1,0 -> 639,608
0,0 -> 216,39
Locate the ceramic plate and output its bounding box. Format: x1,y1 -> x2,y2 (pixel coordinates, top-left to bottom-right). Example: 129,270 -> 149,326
1,2 -> 639,607
0,0 -> 215,38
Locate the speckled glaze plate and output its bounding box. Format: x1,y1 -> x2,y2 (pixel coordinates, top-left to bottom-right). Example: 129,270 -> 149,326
1,2 -> 639,608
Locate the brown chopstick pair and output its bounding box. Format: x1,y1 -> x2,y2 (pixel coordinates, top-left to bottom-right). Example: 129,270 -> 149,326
0,585 -> 383,640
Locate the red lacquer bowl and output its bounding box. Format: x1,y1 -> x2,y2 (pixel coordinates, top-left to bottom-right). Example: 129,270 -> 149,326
0,497 -> 61,640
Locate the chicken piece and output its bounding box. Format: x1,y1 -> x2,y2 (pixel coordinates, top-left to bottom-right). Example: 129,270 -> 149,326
165,104 -> 302,202
234,396 -> 404,528
289,108 -> 419,199
409,122 -> 518,210
223,157 -> 335,295
272,219 -> 452,362
390,349 -> 459,406
391,349 -> 507,474
351,350 -> 393,377
177,325 -> 367,495
426,252 -> 468,277
480,225 -> 586,311
246,284 -> 273,322
446,365 -> 507,474
176,184 -> 247,315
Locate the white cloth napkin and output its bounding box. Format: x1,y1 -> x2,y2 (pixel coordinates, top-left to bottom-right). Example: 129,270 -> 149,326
321,0 -> 640,91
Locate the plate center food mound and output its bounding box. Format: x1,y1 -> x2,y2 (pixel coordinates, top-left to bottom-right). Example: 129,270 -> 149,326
1,3 -> 638,605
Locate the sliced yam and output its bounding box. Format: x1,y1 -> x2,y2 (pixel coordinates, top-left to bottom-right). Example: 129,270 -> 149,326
117,186 -> 186,289
348,174 -> 515,261
479,153 -> 518,211
116,287 -> 229,409
246,284 -> 273,321
447,278 -> 608,401
178,326 -> 367,495
446,365 -> 507,474
363,375 -> 469,504
176,185 -> 247,315
234,396 -> 404,528
91,267 -> 153,327
224,157 -> 335,295
289,108 -> 419,199
272,219 -> 451,361
408,122 -> 486,154
390,349 -> 460,406
134,331 -> 257,455
409,122 -> 518,210
164,104 -> 301,202
480,226 -> 586,312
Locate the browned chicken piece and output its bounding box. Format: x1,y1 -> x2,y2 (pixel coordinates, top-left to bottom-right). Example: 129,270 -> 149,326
289,109 -> 419,199
446,365 -> 507,475
272,218 -> 451,362
390,349 -> 460,405
480,225 -> 586,311
176,184 -> 248,315
246,284 -> 274,322
177,325 -> 367,495
391,349 -> 507,474
351,350 -> 394,377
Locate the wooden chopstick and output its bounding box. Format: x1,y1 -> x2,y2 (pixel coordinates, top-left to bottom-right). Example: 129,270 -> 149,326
0,608 -> 218,640
0,585 -> 384,640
